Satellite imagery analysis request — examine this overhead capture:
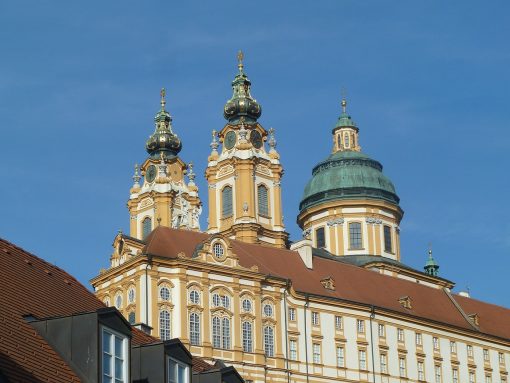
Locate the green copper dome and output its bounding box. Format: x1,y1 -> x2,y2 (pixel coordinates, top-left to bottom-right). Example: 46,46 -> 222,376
299,150 -> 399,212
145,89 -> 182,159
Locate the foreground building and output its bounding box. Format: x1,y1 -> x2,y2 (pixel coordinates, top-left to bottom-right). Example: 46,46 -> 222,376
0,237 -> 244,383
91,54 -> 510,383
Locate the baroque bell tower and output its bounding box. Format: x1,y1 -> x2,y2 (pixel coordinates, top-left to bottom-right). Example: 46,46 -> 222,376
127,89 -> 202,240
205,52 -> 288,248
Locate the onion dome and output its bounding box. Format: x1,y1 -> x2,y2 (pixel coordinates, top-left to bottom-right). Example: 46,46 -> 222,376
223,51 -> 262,124
145,88 -> 182,159
299,101 -> 399,213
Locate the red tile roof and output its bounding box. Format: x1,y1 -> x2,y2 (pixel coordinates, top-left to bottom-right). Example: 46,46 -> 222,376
144,226 -> 510,341
0,237 -> 215,381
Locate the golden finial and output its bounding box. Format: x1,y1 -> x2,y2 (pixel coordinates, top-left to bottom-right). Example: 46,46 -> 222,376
341,88 -> 347,113
428,242 -> 432,256
160,87 -> 166,110
237,50 -> 244,72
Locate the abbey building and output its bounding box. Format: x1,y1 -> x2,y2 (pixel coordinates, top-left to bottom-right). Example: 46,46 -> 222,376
91,53 -> 510,383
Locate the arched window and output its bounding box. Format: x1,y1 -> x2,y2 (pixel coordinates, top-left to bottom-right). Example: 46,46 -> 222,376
242,321 -> 253,353
159,310 -> 171,341
212,316 -> 231,349
242,298 -> 252,313
189,313 -> 200,346
264,326 -> 274,357
115,294 -> 122,309
142,217 -> 152,239
128,312 -> 136,325
344,133 -> 350,148
263,303 -> 273,317
189,289 -> 200,305
128,287 -> 135,304
222,186 -> 233,217
383,225 -> 392,252
349,222 -> 363,249
257,184 -> 269,216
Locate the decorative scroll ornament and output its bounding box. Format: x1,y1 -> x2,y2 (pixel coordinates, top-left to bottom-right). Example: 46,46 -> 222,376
302,228 -> 312,239
365,217 -> 383,225
320,277 -> 335,291
327,217 -> 345,227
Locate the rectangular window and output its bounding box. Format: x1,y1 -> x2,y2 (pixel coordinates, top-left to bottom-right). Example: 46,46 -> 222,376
378,323 -> 385,337
288,307 -> 296,322
417,361 -> 425,381
485,375 -> 492,383
469,371 -> 476,383
335,316 -> 343,330
315,227 -> 326,248
313,343 -> 321,364
167,357 -> 189,383
416,332 -> 423,346
433,336 -> 440,350
399,357 -> 406,377
357,319 -> 365,334
359,349 -> 367,370
483,349 -> 489,361
452,368 -> 459,383
435,365 -> 442,383
336,346 -> 345,368
380,353 -> 387,374
257,185 -> 269,216
289,340 -> 297,361
450,340 -> 457,354
102,327 -> 127,383
349,222 -> 363,249
397,328 -> 405,342
467,345 -> 474,357
499,352 -> 505,364
312,312 -> 320,326
222,186 -> 233,217
189,313 -> 200,346
383,225 -> 392,252
264,327 -> 274,357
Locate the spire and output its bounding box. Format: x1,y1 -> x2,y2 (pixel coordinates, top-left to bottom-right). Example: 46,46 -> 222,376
146,88 -> 182,159
424,246 -> 440,277
334,96 -> 357,130
223,51 -> 262,124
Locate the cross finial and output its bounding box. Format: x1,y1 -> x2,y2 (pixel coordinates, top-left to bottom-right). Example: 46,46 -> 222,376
160,88 -> 166,110
341,88 -> 347,113
237,50 -> 244,72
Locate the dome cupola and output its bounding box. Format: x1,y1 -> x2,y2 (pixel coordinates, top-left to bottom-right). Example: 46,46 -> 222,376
145,88 -> 182,159
223,51 -> 262,124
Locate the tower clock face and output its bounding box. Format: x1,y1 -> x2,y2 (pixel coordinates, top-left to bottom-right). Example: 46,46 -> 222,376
224,130 -> 237,150
146,165 -> 157,183
250,130 -> 263,149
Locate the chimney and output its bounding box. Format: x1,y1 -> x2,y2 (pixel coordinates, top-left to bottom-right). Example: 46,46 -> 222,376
290,239 -> 313,269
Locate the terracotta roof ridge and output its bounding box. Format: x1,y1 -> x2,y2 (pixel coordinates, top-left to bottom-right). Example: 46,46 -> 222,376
452,292 -> 510,310
443,288 -> 480,332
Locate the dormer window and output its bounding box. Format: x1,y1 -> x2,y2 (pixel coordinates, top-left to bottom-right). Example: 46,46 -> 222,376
102,327 -> 128,383
167,356 -> 189,383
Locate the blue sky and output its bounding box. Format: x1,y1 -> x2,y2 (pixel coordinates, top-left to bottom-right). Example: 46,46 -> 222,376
1,1 -> 509,307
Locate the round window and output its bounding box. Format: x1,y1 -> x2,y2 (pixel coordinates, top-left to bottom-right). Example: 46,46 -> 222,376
263,304 -> 273,317
160,286 -> 170,301
213,243 -> 225,259
242,299 -> 252,312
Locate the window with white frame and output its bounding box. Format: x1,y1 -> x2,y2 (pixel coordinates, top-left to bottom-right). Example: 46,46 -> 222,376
242,298 -> 252,313
288,307 -> 296,321
142,217 -> 152,239
211,293 -> 230,309
212,243 -> 225,260
483,349 -> 489,361
102,327 -> 128,383
452,368 -> 459,383
264,326 -> 274,357
357,319 -> 365,334
335,316 -> 343,330
467,345 -> 474,357
349,222 -> 363,249
485,375 -> 492,383
221,186 -> 233,217
189,290 -> 200,305
189,313 -> 200,346
450,340 -> 457,354
469,371 -> 476,383
433,336 -> 440,350
212,316 -> 230,349
378,323 -> 385,337
128,312 -> 135,325
397,328 -> 404,342
417,361 -> 425,381
257,184 -> 269,216
336,346 -> 345,368
311,311 -> 319,326
242,321 -> 253,353
159,310 -> 171,341
128,287 -> 135,304
167,356 -> 189,383
399,357 -> 406,377
359,349 -> 367,370
115,294 -> 122,309
499,352 -> 505,364
313,343 -> 321,364
380,353 -> 387,374
289,339 -> 297,360
434,365 -> 442,383
263,303 -> 273,317
383,225 -> 392,252
416,332 -> 423,346
160,286 -> 171,301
